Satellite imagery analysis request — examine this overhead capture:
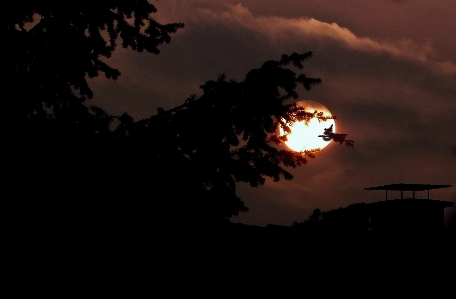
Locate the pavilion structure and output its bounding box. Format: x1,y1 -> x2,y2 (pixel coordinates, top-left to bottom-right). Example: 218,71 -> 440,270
364,183 -> 453,233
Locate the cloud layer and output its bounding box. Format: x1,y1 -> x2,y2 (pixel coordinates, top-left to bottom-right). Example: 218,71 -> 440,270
89,0 -> 456,226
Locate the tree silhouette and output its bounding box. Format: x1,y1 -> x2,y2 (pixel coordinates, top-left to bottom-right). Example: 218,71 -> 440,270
292,208 -> 324,232
4,1 -> 338,230
118,53 -> 329,225
4,1 -> 183,119
3,1 -> 183,230
3,2 -> 182,182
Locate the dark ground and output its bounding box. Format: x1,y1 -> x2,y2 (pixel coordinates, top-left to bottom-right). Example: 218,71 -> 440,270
4,209 -> 454,298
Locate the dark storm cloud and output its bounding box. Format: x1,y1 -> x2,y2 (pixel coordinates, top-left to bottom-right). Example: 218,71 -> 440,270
89,1 -> 455,226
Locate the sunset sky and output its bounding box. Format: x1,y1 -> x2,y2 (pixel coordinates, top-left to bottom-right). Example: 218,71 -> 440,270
89,0 -> 456,227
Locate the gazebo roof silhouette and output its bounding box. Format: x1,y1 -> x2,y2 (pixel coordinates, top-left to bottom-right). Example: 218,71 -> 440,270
364,183 -> 452,200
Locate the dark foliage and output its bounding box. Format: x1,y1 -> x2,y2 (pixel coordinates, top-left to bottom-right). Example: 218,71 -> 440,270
3,0 -> 183,230
4,1 -> 329,229
120,53 -> 328,225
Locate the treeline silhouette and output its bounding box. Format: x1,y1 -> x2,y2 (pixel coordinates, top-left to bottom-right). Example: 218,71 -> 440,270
4,1 -> 331,236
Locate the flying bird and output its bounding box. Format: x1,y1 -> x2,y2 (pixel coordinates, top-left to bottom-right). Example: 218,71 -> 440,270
318,124 -> 354,147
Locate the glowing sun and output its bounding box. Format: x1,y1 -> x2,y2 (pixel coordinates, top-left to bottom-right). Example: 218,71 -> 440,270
279,100 -> 336,152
